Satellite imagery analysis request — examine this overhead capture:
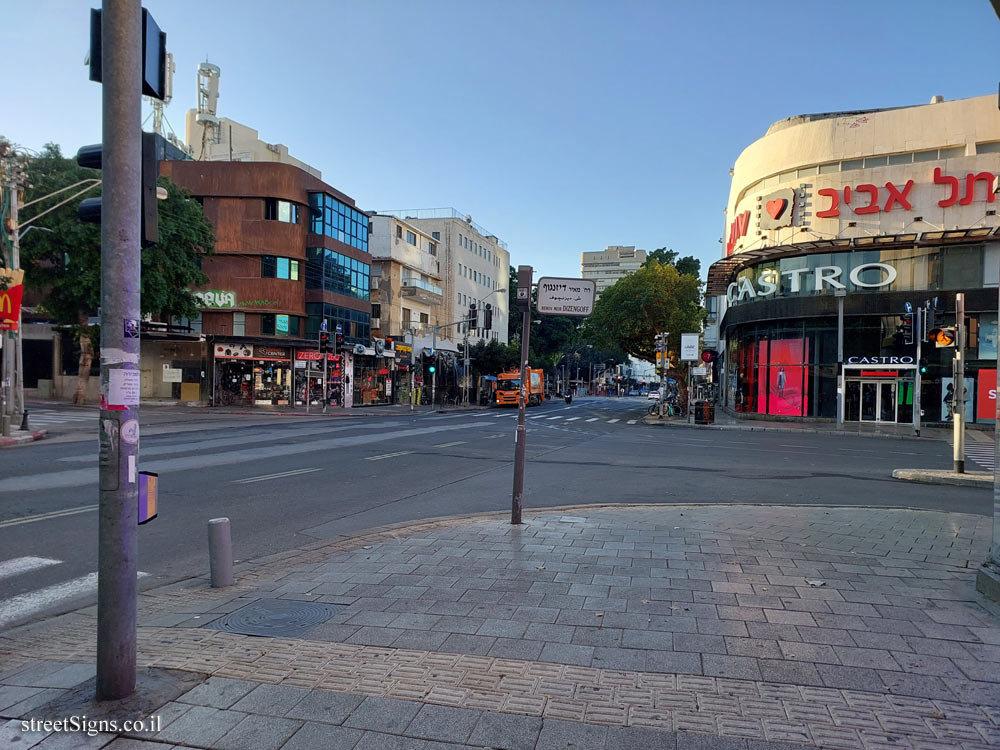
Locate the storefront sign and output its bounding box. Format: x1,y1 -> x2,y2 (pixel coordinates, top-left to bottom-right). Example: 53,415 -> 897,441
727,262 -> 897,304
726,210 -> 750,254
816,169 -> 996,218
759,189 -> 795,230
276,315 -> 289,334
254,345 -> 290,361
0,268 -> 25,331
978,370 -> 997,420
193,290 -> 236,308
846,356 -> 914,365
296,351 -> 340,362
240,299 -> 280,307
214,344 -> 253,359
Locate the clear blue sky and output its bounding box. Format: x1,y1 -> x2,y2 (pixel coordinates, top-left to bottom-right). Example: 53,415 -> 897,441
3,1 -> 998,280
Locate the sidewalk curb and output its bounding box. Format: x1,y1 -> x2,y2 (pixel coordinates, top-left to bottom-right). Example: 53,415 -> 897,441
892,468 -> 992,488
641,415 -> 929,441
0,429 -> 47,448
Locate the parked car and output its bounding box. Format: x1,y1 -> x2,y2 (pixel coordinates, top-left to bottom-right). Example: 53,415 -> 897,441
647,391 -> 660,400
627,389 -> 639,396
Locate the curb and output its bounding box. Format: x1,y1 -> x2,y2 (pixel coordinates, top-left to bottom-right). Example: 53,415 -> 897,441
892,468 -> 992,488
641,415 -> 929,441
0,429 -> 47,448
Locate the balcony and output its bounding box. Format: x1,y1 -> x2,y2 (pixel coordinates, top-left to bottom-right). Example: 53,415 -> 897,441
400,277 -> 443,306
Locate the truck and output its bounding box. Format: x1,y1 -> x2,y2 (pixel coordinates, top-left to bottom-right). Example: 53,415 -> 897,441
495,368 -> 544,407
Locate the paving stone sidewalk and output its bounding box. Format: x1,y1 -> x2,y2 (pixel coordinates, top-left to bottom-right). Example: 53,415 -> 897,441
2,504 -> 1000,749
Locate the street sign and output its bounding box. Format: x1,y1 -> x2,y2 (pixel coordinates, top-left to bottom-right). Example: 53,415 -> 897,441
335,323 -> 343,333
904,301 -> 912,313
680,333 -> 700,361
536,277 -> 596,317
692,366 -> 707,376
321,319 -> 328,332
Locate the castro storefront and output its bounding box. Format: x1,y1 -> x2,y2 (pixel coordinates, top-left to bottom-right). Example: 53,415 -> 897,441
707,94 -> 1000,426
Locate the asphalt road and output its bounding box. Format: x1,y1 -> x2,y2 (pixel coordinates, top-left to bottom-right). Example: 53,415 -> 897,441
0,396 -> 988,629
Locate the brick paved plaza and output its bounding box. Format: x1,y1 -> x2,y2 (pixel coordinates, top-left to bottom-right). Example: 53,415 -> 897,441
2,504 -> 999,749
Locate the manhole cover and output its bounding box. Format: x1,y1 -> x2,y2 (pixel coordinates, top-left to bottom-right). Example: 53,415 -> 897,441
206,599 -> 339,637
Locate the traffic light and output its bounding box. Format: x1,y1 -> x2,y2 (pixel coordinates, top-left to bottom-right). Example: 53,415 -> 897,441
468,303 -> 477,332
319,331 -> 330,353
334,332 -> 344,355
427,353 -> 436,375
483,303 -> 492,331
919,359 -> 928,374
928,327 -> 957,347
901,312 -> 914,345
76,132 -> 160,247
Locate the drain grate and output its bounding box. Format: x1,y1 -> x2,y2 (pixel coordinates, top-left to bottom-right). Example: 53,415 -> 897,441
206,598 -> 339,638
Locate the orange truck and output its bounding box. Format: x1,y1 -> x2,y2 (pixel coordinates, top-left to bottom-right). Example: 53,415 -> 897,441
495,368 -> 544,407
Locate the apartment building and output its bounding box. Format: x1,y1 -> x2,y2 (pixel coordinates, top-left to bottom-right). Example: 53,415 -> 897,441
378,209 -> 510,345
581,245 -> 648,295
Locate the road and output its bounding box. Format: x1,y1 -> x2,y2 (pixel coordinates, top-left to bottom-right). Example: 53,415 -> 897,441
0,396 -> 988,630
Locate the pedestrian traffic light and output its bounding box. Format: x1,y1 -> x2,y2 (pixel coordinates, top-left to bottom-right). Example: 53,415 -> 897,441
901,312 -> 914,345
928,327 -> 957,347
919,359 -> 928,374
319,331 -> 330,353
483,303 -> 492,331
76,132 -> 160,247
335,332 -> 344,354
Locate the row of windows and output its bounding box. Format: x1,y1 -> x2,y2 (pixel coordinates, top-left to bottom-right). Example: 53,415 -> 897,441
458,232 -> 501,267
261,256 -> 300,281
306,303 -> 370,343
457,263 -> 495,289
265,199 -> 299,224
736,140 -> 1000,208
308,193 -> 370,252
305,248 -> 370,301
395,225 -> 438,255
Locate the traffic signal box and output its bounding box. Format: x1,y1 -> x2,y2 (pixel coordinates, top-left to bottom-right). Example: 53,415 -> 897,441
319,331 -> 331,353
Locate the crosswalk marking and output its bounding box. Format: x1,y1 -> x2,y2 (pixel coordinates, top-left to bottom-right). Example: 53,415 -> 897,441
433,441 -> 467,448
607,419 -> 619,424
0,570 -> 149,629
233,468 -> 322,484
547,416 -> 563,420
366,450 -> 414,461
586,418 -> 599,422
565,417 -> 580,422
946,438 -> 995,472
0,557 -> 60,581
627,420 -> 637,425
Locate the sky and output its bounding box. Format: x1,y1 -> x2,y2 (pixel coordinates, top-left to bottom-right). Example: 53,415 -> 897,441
3,1 -> 998,281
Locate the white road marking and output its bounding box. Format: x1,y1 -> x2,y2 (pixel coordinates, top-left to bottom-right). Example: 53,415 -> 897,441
0,557 -> 61,581
0,571 -> 149,628
0,505 -> 99,529
547,416 -> 563,420
433,441 -> 467,448
627,420 -> 637,425
233,468 -> 322,484
366,451 -> 414,461
586,418 -> 599,422
607,419 -> 619,424
565,417 -> 580,422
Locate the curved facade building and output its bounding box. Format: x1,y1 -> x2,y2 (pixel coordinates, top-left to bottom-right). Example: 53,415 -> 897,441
706,95 -> 1000,426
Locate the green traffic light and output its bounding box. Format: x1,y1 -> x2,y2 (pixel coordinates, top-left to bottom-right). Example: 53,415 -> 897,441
428,366 -> 436,374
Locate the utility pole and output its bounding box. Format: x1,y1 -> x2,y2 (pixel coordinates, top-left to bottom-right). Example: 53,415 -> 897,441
511,265 -> 531,525
954,292 -> 966,473
409,327 -> 415,411
977,276 -> 1000,601
835,288 -> 846,430
463,322 -> 470,407
96,0 -> 142,701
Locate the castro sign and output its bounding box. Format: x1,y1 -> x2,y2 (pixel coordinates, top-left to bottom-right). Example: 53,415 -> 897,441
727,262 -> 896,305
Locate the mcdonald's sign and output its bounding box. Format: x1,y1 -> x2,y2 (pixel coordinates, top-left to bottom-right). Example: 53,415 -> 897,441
0,269 -> 25,332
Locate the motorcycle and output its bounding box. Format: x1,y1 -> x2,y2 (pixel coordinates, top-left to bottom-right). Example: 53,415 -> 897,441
565,394 -> 572,404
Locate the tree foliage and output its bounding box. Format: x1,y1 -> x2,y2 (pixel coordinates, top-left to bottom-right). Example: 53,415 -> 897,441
584,261 -> 704,361
644,247 -> 701,278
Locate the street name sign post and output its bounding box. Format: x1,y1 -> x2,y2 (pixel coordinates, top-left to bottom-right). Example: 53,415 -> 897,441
535,277 -> 596,317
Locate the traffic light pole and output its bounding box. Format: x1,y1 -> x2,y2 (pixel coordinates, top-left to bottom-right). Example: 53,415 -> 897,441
954,292 -> 966,474
914,307 -> 924,437
96,0 -> 141,702
511,265 -> 531,525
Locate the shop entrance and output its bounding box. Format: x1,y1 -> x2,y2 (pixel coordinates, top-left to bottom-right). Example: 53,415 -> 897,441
842,365 -> 915,424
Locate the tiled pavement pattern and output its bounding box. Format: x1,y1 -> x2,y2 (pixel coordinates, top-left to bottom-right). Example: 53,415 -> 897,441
2,504 -> 1000,749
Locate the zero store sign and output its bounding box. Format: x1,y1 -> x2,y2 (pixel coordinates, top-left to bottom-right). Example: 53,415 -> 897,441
536,277 -> 596,316
727,262 -> 896,305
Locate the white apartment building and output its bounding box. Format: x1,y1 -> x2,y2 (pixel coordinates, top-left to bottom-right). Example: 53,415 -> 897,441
581,245 -> 648,295
377,209 -> 510,346
368,216 -> 445,340
184,114 -> 321,178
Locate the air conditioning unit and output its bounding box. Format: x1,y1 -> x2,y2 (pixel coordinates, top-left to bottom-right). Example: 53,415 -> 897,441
371,277 -> 379,290
371,318 -> 381,329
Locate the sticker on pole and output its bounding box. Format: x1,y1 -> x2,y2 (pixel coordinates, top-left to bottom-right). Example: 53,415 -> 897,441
536,277 -> 596,317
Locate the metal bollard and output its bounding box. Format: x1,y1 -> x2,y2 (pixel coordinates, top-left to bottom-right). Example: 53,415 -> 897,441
20,410 -> 28,431
207,517 -> 234,587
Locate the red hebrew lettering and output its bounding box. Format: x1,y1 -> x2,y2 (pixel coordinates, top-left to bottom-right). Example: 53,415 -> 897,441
854,184 -> 880,214
725,210 -> 750,254
883,180 -> 913,212
816,188 -> 840,218
960,172 -> 997,205
844,186 -> 851,204
934,167 -> 959,207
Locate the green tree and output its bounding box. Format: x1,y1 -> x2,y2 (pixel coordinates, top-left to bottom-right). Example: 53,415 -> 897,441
644,246 -> 701,278
584,261 -> 704,362
18,142 -> 214,403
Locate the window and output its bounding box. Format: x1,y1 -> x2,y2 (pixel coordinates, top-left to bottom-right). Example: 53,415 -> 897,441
372,303 -> 381,319
261,314 -> 297,336
420,313 -> 429,325
396,225 -> 403,239
406,231 -> 417,245
458,263 -> 463,275
265,199 -> 298,223
304,248 -> 370,300
402,308 -> 411,327
432,231 -> 440,240
262,256 -> 299,280
308,193 -> 369,252
428,241 -> 437,256
233,312 -> 245,337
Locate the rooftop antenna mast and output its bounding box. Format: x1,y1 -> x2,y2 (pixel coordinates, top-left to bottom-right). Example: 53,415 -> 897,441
195,61 -> 221,159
